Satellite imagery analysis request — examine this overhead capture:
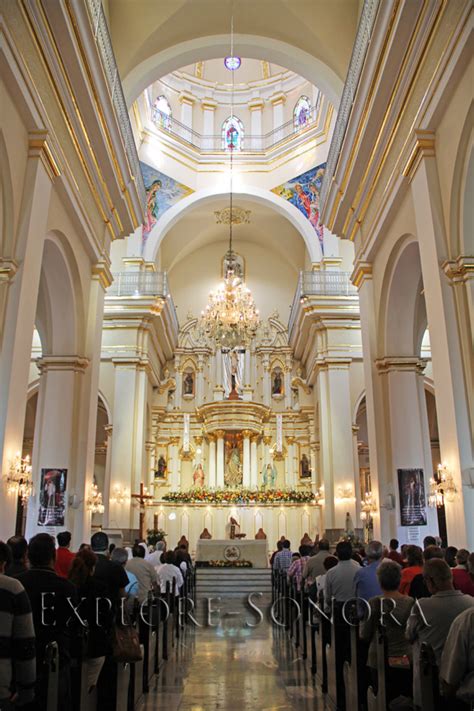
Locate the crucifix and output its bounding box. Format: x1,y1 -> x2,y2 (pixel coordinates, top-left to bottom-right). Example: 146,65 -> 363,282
131,482 -> 153,540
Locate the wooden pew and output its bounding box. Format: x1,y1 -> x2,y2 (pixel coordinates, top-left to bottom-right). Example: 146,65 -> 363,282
419,642 -> 442,711
44,641 -> 59,711
366,624 -> 387,711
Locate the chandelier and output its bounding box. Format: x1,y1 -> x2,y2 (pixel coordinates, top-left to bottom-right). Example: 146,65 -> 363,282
4,453 -> 33,504
86,483 -> 105,514
200,15 -> 260,349
428,463 -> 458,507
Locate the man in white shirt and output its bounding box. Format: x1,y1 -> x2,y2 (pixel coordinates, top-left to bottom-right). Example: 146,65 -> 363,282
126,543 -> 158,603
156,551 -> 184,596
440,607 -> 474,703
324,541 -> 360,613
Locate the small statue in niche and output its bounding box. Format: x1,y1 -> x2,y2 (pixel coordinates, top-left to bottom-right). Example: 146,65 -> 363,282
183,371 -> 194,396
193,463 -> 205,488
166,389 -> 175,411
262,462 -> 277,488
300,454 -> 311,478
155,455 -> 167,479
272,369 -> 283,395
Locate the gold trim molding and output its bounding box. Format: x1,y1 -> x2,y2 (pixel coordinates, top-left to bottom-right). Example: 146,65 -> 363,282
442,256 -> 474,284
375,356 -> 428,374
402,130 -> 436,181
351,261 -> 373,288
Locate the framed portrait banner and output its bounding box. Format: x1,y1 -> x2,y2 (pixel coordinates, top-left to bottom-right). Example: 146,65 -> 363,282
397,468 -> 427,527
37,469 -> 67,527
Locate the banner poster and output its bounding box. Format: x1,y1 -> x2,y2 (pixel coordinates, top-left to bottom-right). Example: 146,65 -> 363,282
37,468 -> 67,527
397,468 -> 427,526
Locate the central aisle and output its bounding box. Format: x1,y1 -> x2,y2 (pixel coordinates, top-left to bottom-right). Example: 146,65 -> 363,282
142,618 -> 329,711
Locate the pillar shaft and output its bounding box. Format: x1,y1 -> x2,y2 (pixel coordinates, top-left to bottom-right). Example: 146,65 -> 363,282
216,431 -> 225,487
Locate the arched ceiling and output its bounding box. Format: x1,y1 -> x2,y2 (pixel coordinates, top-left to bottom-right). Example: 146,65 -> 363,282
106,0 -> 361,105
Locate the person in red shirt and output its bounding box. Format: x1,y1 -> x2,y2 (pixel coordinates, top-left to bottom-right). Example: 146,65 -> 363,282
452,549 -> 474,595
54,531 -> 75,578
399,544 -> 423,595
387,538 -> 404,566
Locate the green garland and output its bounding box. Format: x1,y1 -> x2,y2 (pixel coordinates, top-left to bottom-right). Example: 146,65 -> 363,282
161,487 -> 315,505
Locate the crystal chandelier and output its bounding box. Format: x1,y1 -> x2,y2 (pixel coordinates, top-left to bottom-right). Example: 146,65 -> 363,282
4,453 -> 33,504
428,463 -> 458,507
86,483 -> 105,514
200,15 -> 260,349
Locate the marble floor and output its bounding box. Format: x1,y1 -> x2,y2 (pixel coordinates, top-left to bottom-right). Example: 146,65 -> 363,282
141,614 -> 329,711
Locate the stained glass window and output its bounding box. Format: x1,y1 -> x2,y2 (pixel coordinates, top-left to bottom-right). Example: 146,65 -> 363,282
293,96 -> 311,130
224,56 -> 241,70
151,95 -> 172,130
222,116 -> 244,151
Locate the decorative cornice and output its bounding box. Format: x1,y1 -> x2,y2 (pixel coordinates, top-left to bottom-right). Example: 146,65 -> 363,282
28,130 -> 61,181
375,356 -> 428,374
402,130 -> 436,182
215,429 -> 226,439
178,91 -> 196,106
37,355 -> 89,374
442,256 -> 474,284
351,261 -> 373,288
317,357 -> 352,370
201,98 -> 218,111
248,98 -> 265,111
92,259 -> 113,290
269,91 -> 286,106
0,259 -> 19,283
169,436 -> 180,446
241,430 -> 253,439
286,436 -> 296,445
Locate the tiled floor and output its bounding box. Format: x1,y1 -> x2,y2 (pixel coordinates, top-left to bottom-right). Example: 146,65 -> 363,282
141,612 -> 329,710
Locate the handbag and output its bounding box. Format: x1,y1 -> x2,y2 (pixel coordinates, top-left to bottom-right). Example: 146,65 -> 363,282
111,622 -> 143,663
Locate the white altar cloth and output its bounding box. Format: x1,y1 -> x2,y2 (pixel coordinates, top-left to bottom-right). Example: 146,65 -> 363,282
195,539 -> 269,568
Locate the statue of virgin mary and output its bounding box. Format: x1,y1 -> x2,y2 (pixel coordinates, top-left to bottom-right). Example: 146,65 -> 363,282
225,446 -> 242,487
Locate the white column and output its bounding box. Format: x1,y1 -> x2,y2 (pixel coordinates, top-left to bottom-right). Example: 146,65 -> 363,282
208,436 -> 217,488
216,430 -> 225,488
169,437 -> 180,489
102,425 -> 113,528
196,355 -> 205,405
213,349 -> 224,401
262,435 -> 272,466
411,146 -> 474,548
248,98 -> 264,150
286,437 -> 296,487
178,92 -> 195,142
250,436 -> 258,488
270,92 -> 286,143
242,431 -> 251,487
201,99 -> 218,151
284,356 -> 292,409
262,354 -> 271,406
318,359 -> 357,531
0,141 -> 52,539
243,348 -> 253,401
352,425 -> 361,525
310,445 -> 318,490
174,355 -> 182,409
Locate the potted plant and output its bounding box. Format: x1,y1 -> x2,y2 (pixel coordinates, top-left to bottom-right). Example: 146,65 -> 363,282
146,528 -> 167,547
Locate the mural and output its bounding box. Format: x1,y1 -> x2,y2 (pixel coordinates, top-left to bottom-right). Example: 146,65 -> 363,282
271,162 -> 326,253
141,161 -> 193,244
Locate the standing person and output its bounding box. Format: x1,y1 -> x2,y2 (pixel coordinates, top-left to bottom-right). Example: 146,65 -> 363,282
387,539 -> 404,566
68,549 -> 112,694
54,531 -> 75,578
18,533 -> 77,710
288,545 -> 311,592
0,541 -> 35,709
90,532 -> 129,612
324,541 -> 360,613
111,548 -> 139,599
399,545 -> 423,595
352,540 -> 384,601
406,558 -> 474,708
126,544 -> 158,603
6,536 -> 29,578
439,607 -> 474,703
408,545 -> 444,598
273,540 -> 293,573
445,545 -> 458,568
156,551 -> 184,596
270,540 -> 284,567
452,549 -> 474,595
302,538 -> 331,587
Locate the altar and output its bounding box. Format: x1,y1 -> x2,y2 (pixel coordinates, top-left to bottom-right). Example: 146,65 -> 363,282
196,539 -> 269,568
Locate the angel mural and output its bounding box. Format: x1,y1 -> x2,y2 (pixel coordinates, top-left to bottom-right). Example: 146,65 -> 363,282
140,161 -> 193,243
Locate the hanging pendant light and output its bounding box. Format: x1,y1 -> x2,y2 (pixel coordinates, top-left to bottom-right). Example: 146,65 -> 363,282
201,14 -> 259,349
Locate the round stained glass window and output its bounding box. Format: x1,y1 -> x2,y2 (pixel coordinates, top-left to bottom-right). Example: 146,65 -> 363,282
224,56 -> 241,71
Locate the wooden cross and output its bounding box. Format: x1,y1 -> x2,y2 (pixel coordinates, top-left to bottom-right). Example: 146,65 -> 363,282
131,482 -> 153,540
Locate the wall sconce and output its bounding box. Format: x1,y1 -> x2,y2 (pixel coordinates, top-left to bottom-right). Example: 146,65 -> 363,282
86,483 -> 105,514
428,463 -> 458,507
4,453 -> 33,504
335,484 -> 355,503
315,486 -> 325,505
110,486 -> 130,505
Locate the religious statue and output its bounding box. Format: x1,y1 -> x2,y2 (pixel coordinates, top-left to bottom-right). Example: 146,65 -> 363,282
345,511 -> 355,538
300,454 -> 311,478
262,463 -> 277,488
255,528 -> 267,540
193,463 -> 205,488
183,371 -> 194,396
155,455 -> 167,479
225,516 -> 241,539
300,532 -> 313,547
199,528 -> 212,539
272,369 -> 283,395
225,444 -> 242,487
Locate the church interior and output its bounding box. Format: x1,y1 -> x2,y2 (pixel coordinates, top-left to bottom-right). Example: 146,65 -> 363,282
0,0 -> 473,709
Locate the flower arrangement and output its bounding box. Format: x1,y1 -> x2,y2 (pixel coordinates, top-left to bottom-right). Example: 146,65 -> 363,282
161,487 -> 316,505
146,528 -> 167,546
208,559 -> 253,568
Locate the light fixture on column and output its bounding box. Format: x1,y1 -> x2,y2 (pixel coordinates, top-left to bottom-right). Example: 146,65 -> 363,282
86,483 -> 105,514
200,14 -> 259,349
4,453 -> 33,503
428,463 -> 458,507
110,485 -> 130,505
335,484 -> 355,503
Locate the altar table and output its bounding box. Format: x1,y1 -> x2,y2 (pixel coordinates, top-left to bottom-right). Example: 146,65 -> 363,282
195,539 -> 269,568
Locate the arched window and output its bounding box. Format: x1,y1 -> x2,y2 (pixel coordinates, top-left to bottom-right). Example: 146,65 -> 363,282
222,116 -> 244,151
151,95 -> 172,130
293,96 -> 311,130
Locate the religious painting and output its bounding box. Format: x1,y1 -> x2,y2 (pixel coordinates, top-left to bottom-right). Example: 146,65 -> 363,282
224,432 -> 243,487
300,454 -> 311,478
397,468 -> 427,526
271,162 -> 326,253
183,370 -> 195,397
37,469 -> 67,527
155,455 -> 167,480
193,463 -> 205,487
293,95 -> 311,130
141,161 -> 193,243
222,115 -> 244,151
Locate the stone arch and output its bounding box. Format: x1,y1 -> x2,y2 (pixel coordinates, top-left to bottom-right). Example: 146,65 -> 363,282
123,34 -> 343,109
449,102 -> 474,257
143,187 -> 322,265
0,130 -> 14,258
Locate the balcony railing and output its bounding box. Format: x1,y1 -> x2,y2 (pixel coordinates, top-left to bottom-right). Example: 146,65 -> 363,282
320,0 -> 380,211
107,271 -> 179,329
288,271 -> 358,336
86,0 -> 146,209
151,101 -> 323,154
